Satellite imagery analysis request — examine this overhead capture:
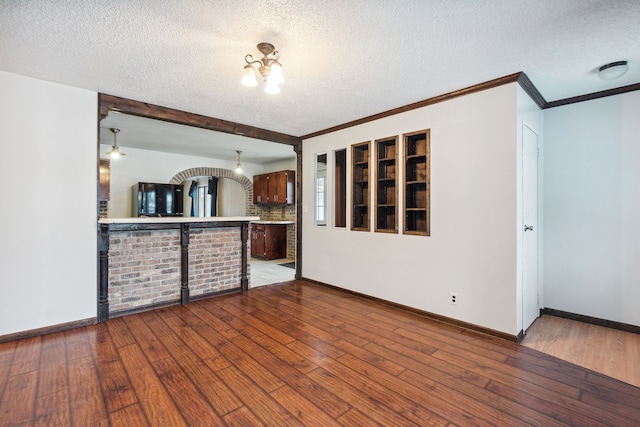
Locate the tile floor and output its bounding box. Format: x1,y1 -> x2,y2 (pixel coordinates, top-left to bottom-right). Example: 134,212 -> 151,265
249,257 -> 296,288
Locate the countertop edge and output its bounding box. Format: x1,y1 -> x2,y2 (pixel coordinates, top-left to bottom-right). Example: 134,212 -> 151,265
99,216 -> 260,224
252,221 -> 295,225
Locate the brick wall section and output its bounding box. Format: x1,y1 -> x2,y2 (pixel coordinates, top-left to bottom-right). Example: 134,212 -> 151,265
188,228 -> 244,296
99,200 -> 108,218
169,167 -> 254,214
108,230 -> 181,313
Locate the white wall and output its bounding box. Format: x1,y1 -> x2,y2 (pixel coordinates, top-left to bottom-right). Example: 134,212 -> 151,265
218,178 -> 246,216
101,145 -> 264,217
302,84 -> 520,335
516,86 -> 544,333
0,71 -> 97,336
543,91 -> 640,327
263,157 -> 296,174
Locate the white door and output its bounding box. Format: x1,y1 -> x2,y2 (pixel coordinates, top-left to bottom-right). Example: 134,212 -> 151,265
522,124 -> 539,332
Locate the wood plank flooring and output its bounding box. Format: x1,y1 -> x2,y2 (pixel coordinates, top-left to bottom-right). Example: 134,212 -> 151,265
0,280 -> 638,426
522,314 -> 640,388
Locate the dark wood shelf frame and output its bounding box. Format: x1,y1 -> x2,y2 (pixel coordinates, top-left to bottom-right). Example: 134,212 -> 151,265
374,136 -> 398,233
351,141 -> 370,231
403,130 -> 430,236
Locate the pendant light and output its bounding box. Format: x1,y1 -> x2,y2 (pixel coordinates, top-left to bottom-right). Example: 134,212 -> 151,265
235,150 -> 243,174
105,128 -> 125,158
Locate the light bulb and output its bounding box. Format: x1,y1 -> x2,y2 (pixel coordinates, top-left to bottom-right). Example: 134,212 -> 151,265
106,147 -> 125,159
269,61 -> 284,84
265,75 -> 280,94
241,65 -> 258,87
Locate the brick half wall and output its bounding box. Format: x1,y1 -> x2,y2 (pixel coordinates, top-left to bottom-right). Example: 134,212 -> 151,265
108,230 -> 182,313
189,228 -> 245,297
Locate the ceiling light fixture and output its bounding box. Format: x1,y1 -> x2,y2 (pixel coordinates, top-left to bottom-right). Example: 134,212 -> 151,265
235,150 -> 243,174
241,42 -> 284,94
597,61 -> 629,81
105,128 -> 125,159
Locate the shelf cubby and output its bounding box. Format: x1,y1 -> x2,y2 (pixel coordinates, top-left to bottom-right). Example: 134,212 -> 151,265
351,141 -> 370,231
374,136 -> 398,233
403,130 -> 430,235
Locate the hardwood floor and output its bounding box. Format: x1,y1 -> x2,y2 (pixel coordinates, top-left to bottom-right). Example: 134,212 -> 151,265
1,280 -> 638,426
522,314 -> 640,388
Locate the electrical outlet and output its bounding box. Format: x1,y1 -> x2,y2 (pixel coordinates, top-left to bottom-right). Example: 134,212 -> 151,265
450,292 -> 458,306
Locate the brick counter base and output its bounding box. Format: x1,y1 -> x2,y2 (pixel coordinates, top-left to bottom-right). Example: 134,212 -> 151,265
98,221 -> 251,321
108,230 -> 181,313
189,228 -> 244,297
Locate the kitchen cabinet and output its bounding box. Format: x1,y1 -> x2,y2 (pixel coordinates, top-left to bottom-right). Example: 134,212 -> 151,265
253,170 -> 295,204
251,223 -> 287,260
253,173 -> 269,204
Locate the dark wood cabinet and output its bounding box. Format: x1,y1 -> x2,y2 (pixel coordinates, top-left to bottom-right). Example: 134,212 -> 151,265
375,136 -> 398,233
99,159 -> 110,201
351,142 -> 370,231
253,170 -> 295,204
403,129 -> 430,235
251,224 -> 266,257
253,174 -> 269,204
251,223 -> 287,260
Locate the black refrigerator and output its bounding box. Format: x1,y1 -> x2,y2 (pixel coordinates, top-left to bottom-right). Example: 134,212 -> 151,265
131,182 -> 184,217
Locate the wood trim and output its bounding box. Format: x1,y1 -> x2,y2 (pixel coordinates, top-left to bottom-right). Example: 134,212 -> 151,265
373,136 -> 399,233
542,308 -> 640,335
301,73 -> 522,140
240,222 -> 249,291
98,223 -> 110,322
294,143 -> 303,280
0,317 -> 96,344
190,286 -> 243,302
544,82 -> 640,109
516,329 -> 525,344
301,277 -> 518,342
516,72 -> 547,109
180,223 -> 190,304
98,93 -> 302,146
106,221 -> 247,232
110,300 -> 180,319
108,222 -> 181,232
351,141 -> 371,232
402,129 -> 431,236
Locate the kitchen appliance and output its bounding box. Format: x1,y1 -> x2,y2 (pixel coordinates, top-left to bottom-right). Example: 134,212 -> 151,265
131,182 -> 184,217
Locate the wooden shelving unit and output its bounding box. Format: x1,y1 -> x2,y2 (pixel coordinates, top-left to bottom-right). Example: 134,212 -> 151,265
351,141 -> 370,231
403,129 -> 430,235
374,136 -> 398,233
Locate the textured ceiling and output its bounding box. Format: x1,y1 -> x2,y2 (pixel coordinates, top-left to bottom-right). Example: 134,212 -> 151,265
2,0 -> 639,139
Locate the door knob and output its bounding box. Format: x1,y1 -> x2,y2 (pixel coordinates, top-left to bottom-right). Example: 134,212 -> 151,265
524,225 -> 534,232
